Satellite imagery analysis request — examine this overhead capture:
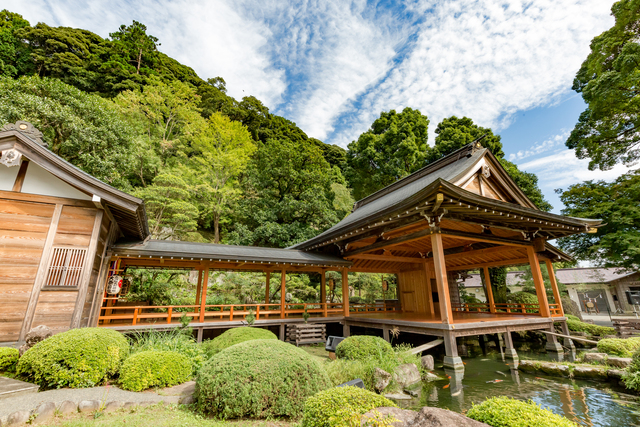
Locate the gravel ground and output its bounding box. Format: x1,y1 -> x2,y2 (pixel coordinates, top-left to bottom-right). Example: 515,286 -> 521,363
0,385 -> 181,421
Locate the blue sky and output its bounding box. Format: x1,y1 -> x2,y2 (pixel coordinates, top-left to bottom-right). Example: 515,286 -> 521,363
5,0 -> 630,212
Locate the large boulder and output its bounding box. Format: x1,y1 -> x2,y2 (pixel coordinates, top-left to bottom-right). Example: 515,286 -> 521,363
19,325 -> 52,356
583,353 -> 606,363
394,363 -> 421,387
374,367 -> 392,392
362,407 -> 489,427
607,357 -> 633,369
421,355 -> 434,371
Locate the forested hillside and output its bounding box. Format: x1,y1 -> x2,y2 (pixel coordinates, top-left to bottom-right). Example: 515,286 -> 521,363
0,10 -> 550,249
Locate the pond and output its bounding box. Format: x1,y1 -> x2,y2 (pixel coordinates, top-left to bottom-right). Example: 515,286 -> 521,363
396,350 -> 640,427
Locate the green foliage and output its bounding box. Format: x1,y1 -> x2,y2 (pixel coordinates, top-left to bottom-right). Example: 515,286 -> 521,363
597,337 -> 640,357
566,319 -> 615,337
109,21 -> 160,77
0,347 -> 18,372
200,327 -> 277,358
505,291 -> 539,313
558,170 -> 640,270
567,0 -> 640,170
230,138 -> 338,247
566,314 -> 581,322
622,346 -> 640,391
325,346 -> 422,392
467,396 -> 578,427
17,328 -> 129,389
0,76 -> 135,188
335,335 -> 393,361
120,350 -> 191,392
0,10 -> 32,77
128,328 -> 204,376
196,339 -> 332,418
346,107 -> 429,200
430,116 -> 504,161
301,386 -> 396,427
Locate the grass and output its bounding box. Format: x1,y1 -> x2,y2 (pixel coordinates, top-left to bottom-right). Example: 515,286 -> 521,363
41,404 -> 293,427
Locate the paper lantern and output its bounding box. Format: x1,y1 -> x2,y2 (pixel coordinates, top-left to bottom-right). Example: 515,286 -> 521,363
382,280 -> 388,292
107,275 -> 123,295
328,278 -> 335,291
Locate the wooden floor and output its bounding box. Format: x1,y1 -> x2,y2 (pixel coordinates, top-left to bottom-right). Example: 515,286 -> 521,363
349,311 -> 541,324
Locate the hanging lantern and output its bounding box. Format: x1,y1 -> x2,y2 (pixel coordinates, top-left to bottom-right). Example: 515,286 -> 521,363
120,276 -> 132,296
107,275 -> 123,295
328,278 -> 335,291
382,280 -> 388,292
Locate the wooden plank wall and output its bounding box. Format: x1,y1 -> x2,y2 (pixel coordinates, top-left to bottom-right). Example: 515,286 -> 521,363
397,269 -> 431,314
0,199 -> 54,342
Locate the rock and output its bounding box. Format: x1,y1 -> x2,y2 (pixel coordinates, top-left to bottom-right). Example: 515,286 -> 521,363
607,369 -> 625,380
103,401 -> 123,412
362,406 -> 489,427
179,395 -> 195,405
607,357 -> 632,369
573,366 -> 608,380
423,372 -> 440,381
78,400 -> 100,413
384,392 -> 413,400
404,387 -> 421,398
31,402 -> 56,425
57,401 -> 78,415
374,368 -> 392,392
421,355 -> 434,371
19,325 -> 52,356
394,363 -> 421,387
538,362 -> 570,377
6,411 -> 30,426
583,353 -> 606,363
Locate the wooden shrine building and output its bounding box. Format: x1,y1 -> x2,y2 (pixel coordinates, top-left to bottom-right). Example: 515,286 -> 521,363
0,122 -> 601,369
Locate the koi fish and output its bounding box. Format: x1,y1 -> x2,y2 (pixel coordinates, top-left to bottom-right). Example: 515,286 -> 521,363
443,384 -> 450,389
486,379 -> 503,384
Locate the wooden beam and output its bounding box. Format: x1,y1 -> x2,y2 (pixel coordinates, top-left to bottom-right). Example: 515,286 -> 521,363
483,267 -> 496,314
346,253 -> 424,264
431,233 -> 452,324
440,228 -> 531,247
0,188 -> 95,208
423,261 -> 435,316
11,160 -> 29,192
344,228 -> 434,257
446,257 -> 530,271
280,269 -> 286,319
199,267 -> 209,323
194,269 -> 203,306
342,269 -> 350,317
545,259 -> 564,317
339,216 -> 427,247
265,271 -> 271,304
443,245 -> 519,262
527,247 -> 551,318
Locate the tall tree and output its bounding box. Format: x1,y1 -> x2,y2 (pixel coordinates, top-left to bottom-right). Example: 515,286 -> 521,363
567,0 -> 640,170
230,138 -> 338,248
0,76 -> 134,188
109,20 -> 160,76
346,107 -> 429,200
558,170 -> 640,270
0,10 -> 32,77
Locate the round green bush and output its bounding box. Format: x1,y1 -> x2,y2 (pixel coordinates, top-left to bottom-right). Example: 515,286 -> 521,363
467,396 -> 578,427
0,347 -> 19,372
335,335 -> 393,361
567,319 -> 615,337
196,339 -> 331,418
17,328 -> 129,389
120,350 -> 192,392
597,337 -> 640,357
301,386 -> 396,427
201,327 -> 277,358
128,329 -> 204,376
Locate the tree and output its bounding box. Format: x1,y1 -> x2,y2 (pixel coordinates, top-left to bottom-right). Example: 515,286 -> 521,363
0,76 -> 134,188
557,170 -> 640,270
109,20 -> 160,75
567,0 -> 640,170
230,138 -> 338,248
0,10 -> 32,77
346,107 -> 429,200
189,112 -> 256,243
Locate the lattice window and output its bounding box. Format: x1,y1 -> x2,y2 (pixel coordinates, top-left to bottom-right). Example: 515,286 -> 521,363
44,247 -> 87,288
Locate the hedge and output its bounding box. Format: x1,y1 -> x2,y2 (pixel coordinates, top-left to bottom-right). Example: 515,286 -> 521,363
335,335 -> 393,361
201,327 -> 277,358
597,337 -> 640,358
0,347 -> 19,372
623,347 -> 640,391
302,386 -> 396,427
17,328 -> 129,389
128,329 -> 204,375
467,396 -> 578,427
196,339 -> 331,418
566,319 -> 615,337
120,350 -> 192,392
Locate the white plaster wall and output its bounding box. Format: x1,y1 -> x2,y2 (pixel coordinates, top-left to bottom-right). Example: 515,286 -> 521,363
567,287 -> 582,312
0,163 -> 20,191
21,162 -> 91,200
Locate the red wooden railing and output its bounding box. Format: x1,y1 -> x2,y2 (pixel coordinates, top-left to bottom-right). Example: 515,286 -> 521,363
452,302 -> 563,317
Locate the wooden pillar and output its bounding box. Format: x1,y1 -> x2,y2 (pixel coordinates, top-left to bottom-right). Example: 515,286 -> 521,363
342,269 -> 350,317
545,260 -> 564,317
383,326 -> 390,342
431,233 -> 453,324
526,247 -> 551,318
320,271 -> 327,317
265,271 -> 271,304
280,269 -> 286,319
423,262 -> 435,316
194,269 -> 203,308
199,266 -> 209,323
483,267 -> 496,314
503,328 -> 518,359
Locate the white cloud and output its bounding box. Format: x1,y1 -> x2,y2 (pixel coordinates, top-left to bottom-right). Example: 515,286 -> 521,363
508,131 -> 571,161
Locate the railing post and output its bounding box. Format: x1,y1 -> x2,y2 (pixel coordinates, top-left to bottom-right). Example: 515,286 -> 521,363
132,308 -> 138,326
230,305 -> 234,321
280,269 -> 286,319
483,267 -> 496,314
323,302 -> 328,318
167,307 -> 172,324
256,305 -> 260,320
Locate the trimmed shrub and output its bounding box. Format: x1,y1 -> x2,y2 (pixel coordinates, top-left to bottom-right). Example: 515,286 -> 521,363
201,327 -> 277,358
623,347 -> 640,391
567,319 -> 615,336
467,396 -> 578,427
196,339 -> 331,418
128,328 -> 204,376
335,335 -> 393,361
302,386 -> 396,427
17,328 -> 129,389
597,337 -> 640,357
120,350 -> 191,392
0,347 -> 19,372
566,314 -> 580,322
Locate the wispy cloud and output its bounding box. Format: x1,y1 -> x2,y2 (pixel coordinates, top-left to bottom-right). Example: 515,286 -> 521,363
508,131 -> 571,161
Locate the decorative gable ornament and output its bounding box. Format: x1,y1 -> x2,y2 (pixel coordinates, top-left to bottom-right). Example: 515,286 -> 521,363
2,121 -> 46,146
0,148 -> 22,167
482,165 -> 491,178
